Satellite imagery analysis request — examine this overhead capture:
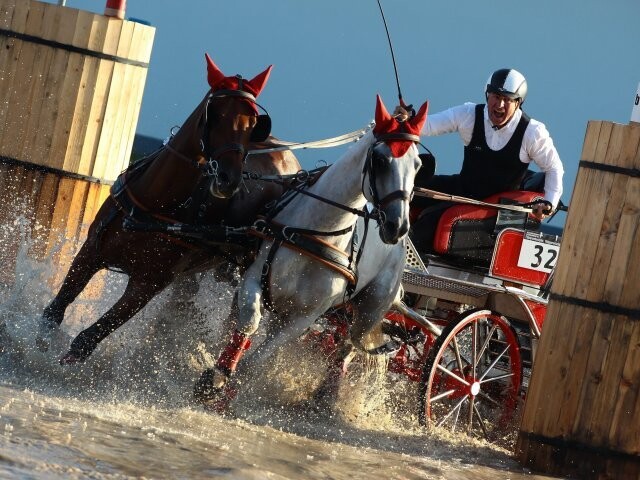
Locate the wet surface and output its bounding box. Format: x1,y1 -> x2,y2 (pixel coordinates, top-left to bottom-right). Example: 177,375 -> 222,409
0,228 -> 564,479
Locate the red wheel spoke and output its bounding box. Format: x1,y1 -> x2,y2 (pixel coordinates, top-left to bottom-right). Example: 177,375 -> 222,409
479,344 -> 511,383
430,388 -> 458,403
436,363 -> 471,386
436,395 -> 468,429
475,324 -> 499,367
472,402 -> 490,438
420,309 -> 523,444
476,389 -> 502,408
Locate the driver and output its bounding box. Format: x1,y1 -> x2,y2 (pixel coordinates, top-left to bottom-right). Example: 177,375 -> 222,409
395,68 -> 564,250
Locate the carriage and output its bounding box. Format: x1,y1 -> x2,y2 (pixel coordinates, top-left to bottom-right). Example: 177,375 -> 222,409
38,65 -> 564,446
313,187 -> 566,443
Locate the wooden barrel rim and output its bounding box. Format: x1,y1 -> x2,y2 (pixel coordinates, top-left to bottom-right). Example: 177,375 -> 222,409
579,160 -> 640,178
0,155 -> 114,185
519,431 -> 640,464
549,293 -> 640,319
0,28 -> 150,68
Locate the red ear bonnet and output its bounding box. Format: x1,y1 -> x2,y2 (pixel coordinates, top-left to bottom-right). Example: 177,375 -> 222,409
373,95 -> 429,157
205,53 -> 272,98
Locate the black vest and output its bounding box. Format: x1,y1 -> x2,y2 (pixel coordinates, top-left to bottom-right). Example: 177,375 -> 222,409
460,104 -> 530,199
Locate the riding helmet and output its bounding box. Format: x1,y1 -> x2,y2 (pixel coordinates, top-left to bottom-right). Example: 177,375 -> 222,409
485,68 -> 528,104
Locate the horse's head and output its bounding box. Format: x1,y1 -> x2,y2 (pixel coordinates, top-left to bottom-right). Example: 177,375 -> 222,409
364,95 -> 429,244
203,54 -> 273,198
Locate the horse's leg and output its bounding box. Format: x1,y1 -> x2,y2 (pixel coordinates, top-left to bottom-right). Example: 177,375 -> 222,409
59,273 -> 171,364
37,240 -> 104,352
193,272 -> 263,407
349,273 -> 403,354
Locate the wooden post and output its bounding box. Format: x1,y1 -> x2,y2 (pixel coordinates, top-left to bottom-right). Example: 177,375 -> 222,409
515,118 -> 640,478
0,0 -> 154,286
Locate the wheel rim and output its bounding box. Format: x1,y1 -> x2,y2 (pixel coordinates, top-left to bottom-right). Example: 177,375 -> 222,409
421,309 -> 522,441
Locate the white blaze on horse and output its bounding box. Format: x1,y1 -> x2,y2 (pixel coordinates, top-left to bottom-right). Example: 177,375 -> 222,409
194,95 -> 429,408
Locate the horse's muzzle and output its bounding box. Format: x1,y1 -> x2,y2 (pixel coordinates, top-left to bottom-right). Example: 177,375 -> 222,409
379,218 -> 409,245
209,172 -> 241,199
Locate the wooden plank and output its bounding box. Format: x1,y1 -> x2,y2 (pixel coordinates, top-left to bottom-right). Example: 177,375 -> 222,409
583,172 -> 627,301
610,322 -> 640,451
570,123 -> 619,299
541,305 -> 598,438
0,0 -> 17,29
53,178 -> 89,279
617,221 -> 640,310
47,9 -> 94,171
79,182 -> 102,239
521,301 -> 574,432
586,315 -> 630,446
76,17 -> 121,176
0,0 -> 27,141
62,12 -> 118,174
18,3 -> 61,163
45,176 -> 77,255
552,121 -> 602,294
601,127 -> 640,306
92,20 -> 135,180
29,173 -> 59,259
0,0 -> 19,118
107,23 -> 150,180
571,312 -> 615,442
62,54 -> 101,173
28,7 -> 78,169
0,0 -> 44,160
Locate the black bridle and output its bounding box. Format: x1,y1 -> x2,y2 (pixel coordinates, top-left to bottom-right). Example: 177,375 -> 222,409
165,84 -> 269,175
362,132 -> 420,215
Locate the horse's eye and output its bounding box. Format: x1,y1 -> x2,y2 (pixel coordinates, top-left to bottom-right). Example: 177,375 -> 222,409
372,151 -> 392,168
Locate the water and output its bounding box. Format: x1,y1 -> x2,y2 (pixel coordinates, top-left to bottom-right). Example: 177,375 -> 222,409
0,222 -> 562,479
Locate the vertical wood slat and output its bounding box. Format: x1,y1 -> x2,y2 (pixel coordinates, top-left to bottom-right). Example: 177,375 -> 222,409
516,121 -> 640,479
0,0 -> 154,287
0,164 -> 110,284
0,0 -> 155,182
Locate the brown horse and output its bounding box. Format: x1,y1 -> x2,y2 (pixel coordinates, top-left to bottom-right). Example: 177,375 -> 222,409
36,54 -> 301,364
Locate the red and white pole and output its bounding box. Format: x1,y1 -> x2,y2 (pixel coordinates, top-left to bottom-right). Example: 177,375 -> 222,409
104,0 -> 126,19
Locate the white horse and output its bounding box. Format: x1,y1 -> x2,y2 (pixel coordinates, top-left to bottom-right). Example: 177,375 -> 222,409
194,95 -> 429,408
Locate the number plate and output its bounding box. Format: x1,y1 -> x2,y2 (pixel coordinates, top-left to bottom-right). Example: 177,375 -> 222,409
517,231 -> 560,273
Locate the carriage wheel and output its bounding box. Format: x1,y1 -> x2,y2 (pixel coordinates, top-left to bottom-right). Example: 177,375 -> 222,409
418,308 -> 522,442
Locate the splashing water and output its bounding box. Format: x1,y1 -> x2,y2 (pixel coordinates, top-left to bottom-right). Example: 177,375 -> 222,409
0,219 -> 555,479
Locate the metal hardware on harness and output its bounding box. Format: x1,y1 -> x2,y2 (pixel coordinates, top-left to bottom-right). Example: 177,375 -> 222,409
206,159 -> 219,177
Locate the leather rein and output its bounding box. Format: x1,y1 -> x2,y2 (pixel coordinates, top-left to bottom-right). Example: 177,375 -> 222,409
113,86 -> 266,229
252,131 -> 420,311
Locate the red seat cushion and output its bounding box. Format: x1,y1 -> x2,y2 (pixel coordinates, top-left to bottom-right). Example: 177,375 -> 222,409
433,191 -> 544,255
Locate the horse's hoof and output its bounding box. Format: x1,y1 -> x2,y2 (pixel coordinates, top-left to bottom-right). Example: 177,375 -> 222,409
59,352 -> 84,365
194,369 -> 236,413
201,389 -> 237,415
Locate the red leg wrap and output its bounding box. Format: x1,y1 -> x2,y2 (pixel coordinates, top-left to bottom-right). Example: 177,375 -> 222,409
216,330 -> 252,377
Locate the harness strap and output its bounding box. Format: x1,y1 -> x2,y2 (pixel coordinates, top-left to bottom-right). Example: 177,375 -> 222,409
250,220 -> 359,313
164,142 -> 204,167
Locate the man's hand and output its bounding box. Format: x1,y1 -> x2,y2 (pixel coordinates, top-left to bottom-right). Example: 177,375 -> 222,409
531,201 -> 554,221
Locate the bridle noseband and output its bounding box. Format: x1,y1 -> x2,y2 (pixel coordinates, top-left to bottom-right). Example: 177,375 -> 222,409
362,132 -> 420,219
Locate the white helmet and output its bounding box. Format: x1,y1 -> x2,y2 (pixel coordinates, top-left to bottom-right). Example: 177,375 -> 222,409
485,68 -> 528,104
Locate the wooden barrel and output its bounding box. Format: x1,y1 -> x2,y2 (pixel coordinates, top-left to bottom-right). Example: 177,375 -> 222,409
0,0 -> 154,285
0,162 -> 110,285
516,120 -> 640,478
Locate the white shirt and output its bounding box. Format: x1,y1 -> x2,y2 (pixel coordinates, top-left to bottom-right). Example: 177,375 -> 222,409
423,102 -> 564,208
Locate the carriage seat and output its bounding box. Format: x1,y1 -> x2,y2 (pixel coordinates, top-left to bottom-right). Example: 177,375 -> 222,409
431,190 -> 544,268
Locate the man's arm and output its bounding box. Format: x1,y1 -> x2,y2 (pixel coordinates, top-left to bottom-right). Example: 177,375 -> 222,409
524,121 -> 564,219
